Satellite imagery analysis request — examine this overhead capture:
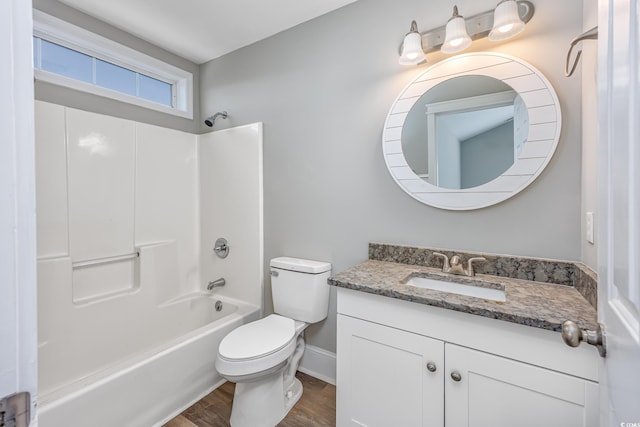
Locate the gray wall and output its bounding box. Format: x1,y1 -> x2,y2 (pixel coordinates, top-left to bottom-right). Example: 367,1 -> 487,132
461,121 -> 514,189
200,0 -> 585,353
402,103 -> 429,176
581,0 -> 598,270
33,0 -> 201,134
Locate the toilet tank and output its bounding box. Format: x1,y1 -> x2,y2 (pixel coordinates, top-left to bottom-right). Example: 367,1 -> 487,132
270,257 -> 332,323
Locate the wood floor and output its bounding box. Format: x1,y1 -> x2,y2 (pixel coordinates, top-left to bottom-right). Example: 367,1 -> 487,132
164,372 -> 336,427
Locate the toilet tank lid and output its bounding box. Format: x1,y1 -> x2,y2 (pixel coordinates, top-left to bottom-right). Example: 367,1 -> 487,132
270,257 -> 331,274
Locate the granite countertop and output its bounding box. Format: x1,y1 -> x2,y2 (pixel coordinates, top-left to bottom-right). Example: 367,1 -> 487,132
329,259 -> 598,332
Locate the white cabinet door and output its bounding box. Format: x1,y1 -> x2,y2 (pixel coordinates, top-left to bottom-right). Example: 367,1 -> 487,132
445,344 -> 598,427
336,315 -> 444,427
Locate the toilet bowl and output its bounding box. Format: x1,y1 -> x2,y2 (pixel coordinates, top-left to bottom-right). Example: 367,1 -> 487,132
216,315 -> 307,426
215,257 -> 331,427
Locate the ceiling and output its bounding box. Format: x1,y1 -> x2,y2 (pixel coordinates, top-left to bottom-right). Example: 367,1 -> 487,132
57,0 -> 358,64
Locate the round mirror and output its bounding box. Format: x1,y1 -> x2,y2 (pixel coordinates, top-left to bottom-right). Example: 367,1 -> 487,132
402,75 -> 528,190
383,53 -> 561,210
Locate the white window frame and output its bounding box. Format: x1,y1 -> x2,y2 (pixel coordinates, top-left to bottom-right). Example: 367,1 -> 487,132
33,10 -> 193,119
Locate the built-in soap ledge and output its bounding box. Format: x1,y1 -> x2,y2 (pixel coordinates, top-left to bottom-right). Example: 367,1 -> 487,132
72,252 -> 140,305
71,251 -> 139,268
72,286 -> 140,306
158,291 -> 211,308
67,241 -> 182,306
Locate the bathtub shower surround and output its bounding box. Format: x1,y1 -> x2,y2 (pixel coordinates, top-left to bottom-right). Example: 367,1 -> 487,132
34,101 -> 263,426
38,296 -> 259,427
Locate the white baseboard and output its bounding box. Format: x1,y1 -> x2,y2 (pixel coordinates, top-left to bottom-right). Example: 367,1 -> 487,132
299,344 -> 336,386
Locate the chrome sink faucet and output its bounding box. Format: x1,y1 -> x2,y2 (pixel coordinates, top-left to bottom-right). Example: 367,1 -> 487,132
433,252 -> 486,277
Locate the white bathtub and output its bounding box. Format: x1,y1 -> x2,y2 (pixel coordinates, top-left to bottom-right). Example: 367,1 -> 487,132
37,294 -> 260,427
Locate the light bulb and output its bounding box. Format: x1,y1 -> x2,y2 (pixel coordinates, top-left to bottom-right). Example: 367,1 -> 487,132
399,21 -> 426,65
441,6 -> 472,54
489,0 -> 525,41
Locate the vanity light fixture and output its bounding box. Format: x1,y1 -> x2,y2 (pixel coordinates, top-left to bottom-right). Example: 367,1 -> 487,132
441,6 -> 472,54
489,0 -> 526,41
399,20 -> 427,65
398,1 -> 534,64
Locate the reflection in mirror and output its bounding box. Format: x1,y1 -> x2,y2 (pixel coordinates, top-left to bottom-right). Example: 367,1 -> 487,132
383,53 -> 561,210
402,75 -> 529,189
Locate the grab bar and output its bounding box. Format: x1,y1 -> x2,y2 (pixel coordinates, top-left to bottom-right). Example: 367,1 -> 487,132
72,251 -> 139,268
565,26 -> 598,77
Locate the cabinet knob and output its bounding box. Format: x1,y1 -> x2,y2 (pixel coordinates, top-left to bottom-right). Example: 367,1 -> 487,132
426,362 -> 437,372
450,371 -> 462,382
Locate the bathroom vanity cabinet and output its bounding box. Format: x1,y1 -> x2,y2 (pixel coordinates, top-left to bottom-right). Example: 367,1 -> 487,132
336,288 -> 599,427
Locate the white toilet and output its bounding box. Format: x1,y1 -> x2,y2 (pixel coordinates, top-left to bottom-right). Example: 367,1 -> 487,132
215,257 -> 332,427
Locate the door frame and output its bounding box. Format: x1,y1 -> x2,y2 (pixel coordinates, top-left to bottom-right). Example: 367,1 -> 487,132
0,0 -> 38,423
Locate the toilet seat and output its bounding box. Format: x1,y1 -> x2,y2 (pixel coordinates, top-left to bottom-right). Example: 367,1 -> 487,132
216,315 -> 298,378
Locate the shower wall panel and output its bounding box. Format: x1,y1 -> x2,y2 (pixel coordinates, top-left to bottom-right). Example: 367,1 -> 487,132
35,101 -> 68,257
66,108 -> 136,262
66,108 -> 137,301
35,101 -> 201,394
35,100 -> 200,325
135,123 -> 200,298
199,124 -> 264,309
35,101 -> 264,396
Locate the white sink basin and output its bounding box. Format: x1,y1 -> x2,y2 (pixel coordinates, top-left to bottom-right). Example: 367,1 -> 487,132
406,276 -> 506,302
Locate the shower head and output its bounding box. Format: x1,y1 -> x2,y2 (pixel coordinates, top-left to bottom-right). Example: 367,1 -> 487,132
204,111 -> 228,127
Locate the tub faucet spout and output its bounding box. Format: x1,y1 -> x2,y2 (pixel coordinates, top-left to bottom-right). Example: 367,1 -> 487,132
208,278 -> 226,291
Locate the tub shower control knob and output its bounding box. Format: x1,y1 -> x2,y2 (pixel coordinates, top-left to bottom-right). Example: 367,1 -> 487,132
214,238 -> 229,259
426,362 -> 437,373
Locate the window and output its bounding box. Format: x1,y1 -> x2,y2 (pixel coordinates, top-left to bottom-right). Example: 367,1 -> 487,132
33,11 -> 193,119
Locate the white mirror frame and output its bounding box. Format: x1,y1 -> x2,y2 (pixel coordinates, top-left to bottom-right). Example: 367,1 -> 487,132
382,52 -> 561,210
